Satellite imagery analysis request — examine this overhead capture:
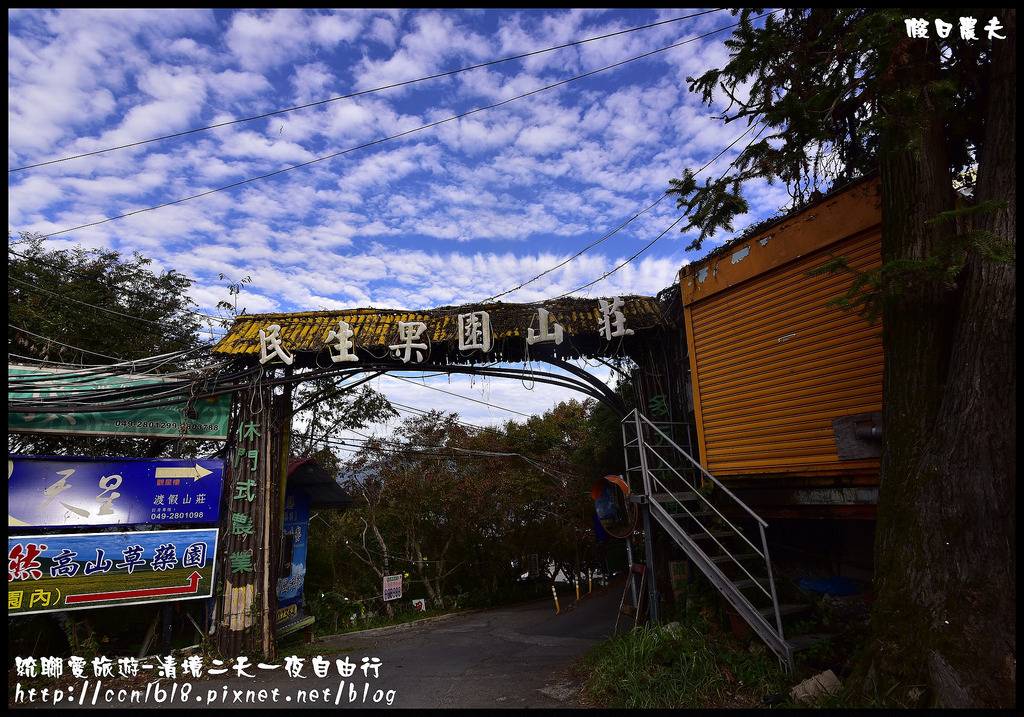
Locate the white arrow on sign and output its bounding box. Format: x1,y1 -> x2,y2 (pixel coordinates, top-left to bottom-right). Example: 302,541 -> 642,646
154,464 -> 214,482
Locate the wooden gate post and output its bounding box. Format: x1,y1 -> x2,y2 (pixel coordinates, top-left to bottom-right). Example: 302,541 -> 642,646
215,369 -> 283,659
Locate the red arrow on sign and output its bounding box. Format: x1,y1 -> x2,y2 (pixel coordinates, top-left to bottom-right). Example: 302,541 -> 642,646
64,571 -> 203,605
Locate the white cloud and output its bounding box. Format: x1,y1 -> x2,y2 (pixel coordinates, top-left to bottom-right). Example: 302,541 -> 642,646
225,9 -> 312,72
310,12 -> 363,47
10,8 -> 797,438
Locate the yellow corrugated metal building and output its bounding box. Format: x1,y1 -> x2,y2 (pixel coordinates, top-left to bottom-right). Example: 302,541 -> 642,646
679,179 -> 883,518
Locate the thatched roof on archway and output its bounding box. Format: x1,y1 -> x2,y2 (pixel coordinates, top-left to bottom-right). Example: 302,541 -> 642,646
212,295 -> 671,367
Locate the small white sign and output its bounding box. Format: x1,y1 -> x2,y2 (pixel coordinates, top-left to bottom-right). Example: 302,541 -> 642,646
383,574 -> 403,601
412,598 -> 426,611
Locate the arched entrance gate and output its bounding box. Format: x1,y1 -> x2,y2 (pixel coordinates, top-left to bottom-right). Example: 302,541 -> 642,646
210,294 -> 688,657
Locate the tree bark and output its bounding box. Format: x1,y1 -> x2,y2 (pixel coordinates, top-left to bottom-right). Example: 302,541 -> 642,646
866,13 -> 1016,707
921,12 -> 1015,706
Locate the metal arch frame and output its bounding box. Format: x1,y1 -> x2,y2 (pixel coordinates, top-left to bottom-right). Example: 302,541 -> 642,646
266,355 -> 629,420
7,355 -> 631,420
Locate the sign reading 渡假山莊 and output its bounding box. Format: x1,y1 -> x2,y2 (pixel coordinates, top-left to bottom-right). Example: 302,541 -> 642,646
7,366 -> 229,440
8,456 -> 224,529
8,528 -> 218,615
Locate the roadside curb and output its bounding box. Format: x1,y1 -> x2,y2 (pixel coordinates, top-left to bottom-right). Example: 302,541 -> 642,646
311,582 -> 623,650
312,609 -> 475,648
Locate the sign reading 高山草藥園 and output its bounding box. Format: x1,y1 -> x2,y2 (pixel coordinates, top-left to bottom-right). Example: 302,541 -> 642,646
8,528 -> 218,615
8,366 -> 229,440
8,456 -> 224,529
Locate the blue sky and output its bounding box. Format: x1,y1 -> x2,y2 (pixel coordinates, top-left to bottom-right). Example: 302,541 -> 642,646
9,8 -> 792,432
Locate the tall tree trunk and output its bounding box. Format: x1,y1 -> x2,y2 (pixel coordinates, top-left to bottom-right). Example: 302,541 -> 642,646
412,540 -> 441,607
919,12 -> 1016,706
865,14 -> 1016,707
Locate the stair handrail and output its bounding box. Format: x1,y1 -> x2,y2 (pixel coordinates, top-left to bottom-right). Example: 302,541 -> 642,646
629,409 -> 767,527
625,409 -> 787,649
628,412 -> 769,597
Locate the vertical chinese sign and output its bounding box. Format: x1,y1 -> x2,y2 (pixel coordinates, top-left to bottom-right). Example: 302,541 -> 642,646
217,371 -> 287,659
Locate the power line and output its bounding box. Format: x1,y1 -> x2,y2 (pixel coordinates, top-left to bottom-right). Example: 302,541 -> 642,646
555,120 -> 771,297
479,192 -> 673,304
317,429 -> 577,481
39,13 -> 753,239
8,10 -> 724,173
387,374 -> 534,418
8,277 -> 224,340
7,353 -> 254,414
7,11 -> 792,351
7,324 -> 125,362
8,244 -> 234,328
385,400 -> 504,434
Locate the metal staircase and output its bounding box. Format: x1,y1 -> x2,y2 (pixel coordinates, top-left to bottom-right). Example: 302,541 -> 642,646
621,409 -> 812,672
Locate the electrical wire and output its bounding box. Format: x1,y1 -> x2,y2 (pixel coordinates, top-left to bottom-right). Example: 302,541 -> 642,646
318,429 -> 578,481
6,16 -> 780,424
8,278 -> 225,344
9,10 -> 725,173
387,374 -> 534,418
7,354 -> 256,414
7,324 -> 128,363
38,13 -> 762,239
8,244 -> 234,329
9,11 -> 783,327
554,120 -> 771,297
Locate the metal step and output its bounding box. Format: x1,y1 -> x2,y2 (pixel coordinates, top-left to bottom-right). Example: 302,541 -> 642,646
691,530 -> 733,540
760,603 -> 812,619
787,632 -> 836,652
710,552 -> 760,564
622,409 -> 801,672
667,509 -> 715,520
651,491 -> 698,503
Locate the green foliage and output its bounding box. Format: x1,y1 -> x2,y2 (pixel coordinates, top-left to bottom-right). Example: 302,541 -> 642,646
807,200 -> 1016,323
306,590 -> 354,635
216,272 -> 252,316
8,232 -> 214,458
9,232 -> 206,363
668,9 -> 999,251
314,397 -> 623,622
667,172 -> 749,250
578,598 -> 911,709
62,620 -> 101,662
580,620 -> 787,709
289,374 -> 398,477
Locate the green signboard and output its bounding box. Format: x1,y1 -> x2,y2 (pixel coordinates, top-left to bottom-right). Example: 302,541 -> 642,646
8,366 -> 228,440
8,528 -> 218,615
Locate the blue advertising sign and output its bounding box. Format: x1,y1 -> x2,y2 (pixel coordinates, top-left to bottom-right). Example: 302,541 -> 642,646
8,528 -> 218,615
276,489 -> 309,627
8,456 -> 224,529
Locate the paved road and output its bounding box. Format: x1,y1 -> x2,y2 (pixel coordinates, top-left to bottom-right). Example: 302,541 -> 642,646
309,584 -> 622,710
11,584 -> 624,710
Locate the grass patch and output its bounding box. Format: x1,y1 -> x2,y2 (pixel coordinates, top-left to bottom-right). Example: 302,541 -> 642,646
578,613 -> 791,709
576,586 -> 915,710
